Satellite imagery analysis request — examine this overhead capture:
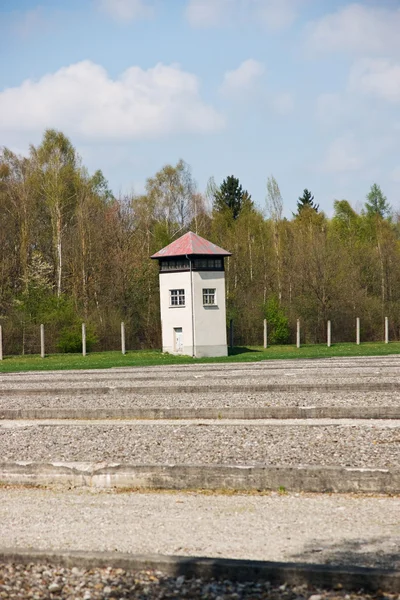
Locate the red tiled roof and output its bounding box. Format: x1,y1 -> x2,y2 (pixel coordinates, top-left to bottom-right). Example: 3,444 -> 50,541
151,232 -> 231,259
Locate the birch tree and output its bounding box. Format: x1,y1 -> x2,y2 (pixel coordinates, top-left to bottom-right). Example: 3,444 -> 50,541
266,175 -> 283,303
31,130 -> 77,297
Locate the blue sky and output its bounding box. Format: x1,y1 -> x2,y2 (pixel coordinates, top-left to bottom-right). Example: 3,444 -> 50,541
1,0 -> 400,216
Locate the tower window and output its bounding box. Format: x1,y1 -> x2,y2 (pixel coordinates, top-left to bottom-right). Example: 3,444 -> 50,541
170,289 -> 185,306
203,288 -> 216,305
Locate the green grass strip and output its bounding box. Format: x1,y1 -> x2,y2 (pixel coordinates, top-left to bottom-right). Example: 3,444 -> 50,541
1,342 -> 400,373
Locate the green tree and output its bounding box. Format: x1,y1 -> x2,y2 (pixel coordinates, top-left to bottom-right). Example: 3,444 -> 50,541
266,175 -> 284,303
0,148 -> 37,289
265,296 -> 290,344
146,159 -> 195,236
31,129 -> 77,297
90,169 -> 114,201
365,183 -> 391,218
296,189 -> 319,214
213,175 -> 253,220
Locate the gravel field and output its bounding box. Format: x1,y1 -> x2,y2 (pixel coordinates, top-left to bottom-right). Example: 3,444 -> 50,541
2,376 -> 400,390
2,355 -> 400,377
1,355 -> 400,596
2,357 -> 400,392
1,422 -> 399,467
0,488 -> 399,568
1,390 -> 400,410
0,562 -> 393,600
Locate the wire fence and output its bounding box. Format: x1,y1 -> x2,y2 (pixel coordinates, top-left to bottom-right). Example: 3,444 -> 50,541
0,320 -> 158,358
0,316 -> 398,359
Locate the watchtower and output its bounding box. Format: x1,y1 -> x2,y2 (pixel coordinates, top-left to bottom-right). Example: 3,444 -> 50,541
151,232 -> 231,357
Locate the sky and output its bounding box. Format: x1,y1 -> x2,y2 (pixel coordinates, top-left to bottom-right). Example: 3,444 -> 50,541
1,0 -> 400,216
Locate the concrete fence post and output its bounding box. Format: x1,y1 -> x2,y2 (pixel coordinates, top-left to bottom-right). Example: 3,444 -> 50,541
356,317 -> 360,345
263,319 -> 267,349
296,319 -> 300,349
327,320 -> 331,348
229,319 -> 234,349
0,325 -> 3,361
121,321 -> 126,355
82,323 -> 86,357
40,324 -> 45,358
385,317 -> 389,344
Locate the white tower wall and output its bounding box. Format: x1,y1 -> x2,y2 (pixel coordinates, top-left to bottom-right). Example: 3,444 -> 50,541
159,271 -> 193,357
159,269 -> 228,358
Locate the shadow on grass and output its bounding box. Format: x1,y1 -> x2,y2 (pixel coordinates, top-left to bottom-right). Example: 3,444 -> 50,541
229,346 -> 262,355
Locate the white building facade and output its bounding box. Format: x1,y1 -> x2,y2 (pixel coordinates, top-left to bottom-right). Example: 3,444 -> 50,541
151,232 -> 231,358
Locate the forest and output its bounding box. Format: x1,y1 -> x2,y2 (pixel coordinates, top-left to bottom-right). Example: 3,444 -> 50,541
1,128 -> 399,355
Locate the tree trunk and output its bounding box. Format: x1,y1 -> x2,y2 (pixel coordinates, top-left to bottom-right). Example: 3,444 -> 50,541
56,208 -> 62,297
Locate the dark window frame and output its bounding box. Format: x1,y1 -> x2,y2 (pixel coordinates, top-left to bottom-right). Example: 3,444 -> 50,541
160,256 -> 225,273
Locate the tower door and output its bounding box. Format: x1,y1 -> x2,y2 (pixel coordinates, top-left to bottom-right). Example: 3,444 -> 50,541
174,327 -> 183,354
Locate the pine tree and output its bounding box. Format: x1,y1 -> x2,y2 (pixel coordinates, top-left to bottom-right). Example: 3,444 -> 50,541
296,189 -> 319,214
213,175 -> 253,220
365,183 -> 391,218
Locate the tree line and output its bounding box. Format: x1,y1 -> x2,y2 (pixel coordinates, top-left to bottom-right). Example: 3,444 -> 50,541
1,128 -> 399,354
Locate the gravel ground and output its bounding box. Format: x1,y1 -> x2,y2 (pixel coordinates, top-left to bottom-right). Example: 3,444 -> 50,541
0,488 -> 399,568
2,355 -> 400,378
2,375 -> 400,390
2,357 -> 400,392
0,357 -> 399,597
0,562 -> 395,600
1,422 -> 399,467
1,390 -> 400,410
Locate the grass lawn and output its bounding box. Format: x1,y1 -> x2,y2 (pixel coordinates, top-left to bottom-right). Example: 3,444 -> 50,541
1,342 -> 400,373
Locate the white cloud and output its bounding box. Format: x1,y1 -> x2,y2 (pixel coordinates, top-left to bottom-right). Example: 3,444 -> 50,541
220,60 -> 293,115
186,0 -> 299,30
321,134 -> 363,173
0,60 -> 224,141
306,3 -> 400,56
220,59 -> 265,94
270,91 -> 294,115
96,0 -> 154,22
349,59 -> 400,104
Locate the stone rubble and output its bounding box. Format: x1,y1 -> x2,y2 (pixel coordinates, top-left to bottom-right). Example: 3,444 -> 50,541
0,563 -> 398,600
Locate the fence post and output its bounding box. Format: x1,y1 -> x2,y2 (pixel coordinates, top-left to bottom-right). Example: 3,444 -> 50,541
327,320 -> 331,348
385,317 -> 389,344
0,325 -> 2,360
82,323 -> 86,357
121,321 -> 126,355
263,319 -> 267,349
229,319 -> 234,349
40,324 -> 45,358
356,317 -> 360,345
296,319 -> 300,349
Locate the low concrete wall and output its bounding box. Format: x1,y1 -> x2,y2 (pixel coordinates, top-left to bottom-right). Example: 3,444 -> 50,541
1,382 -> 400,396
0,548 -> 399,592
1,462 -> 400,493
1,406 -> 400,420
